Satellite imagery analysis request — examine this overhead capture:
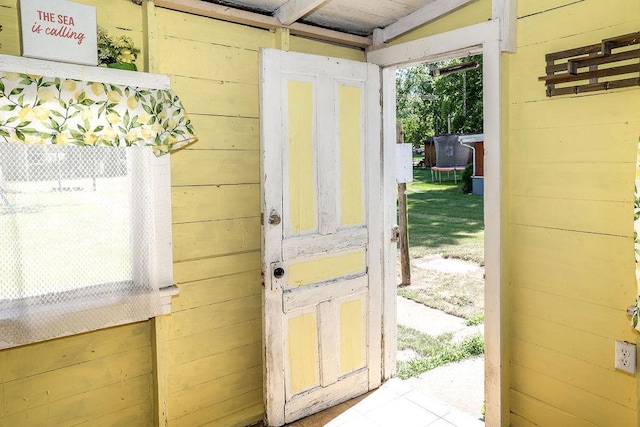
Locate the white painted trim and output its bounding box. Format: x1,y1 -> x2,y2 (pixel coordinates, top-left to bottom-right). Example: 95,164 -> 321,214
152,153 -> 175,292
492,0 -> 517,53
275,0 -> 329,25
282,228 -> 367,260
318,300 -> 340,386
379,0 -> 479,44
381,66 -> 398,380
0,53 -> 170,89
280,54 -> 366,79
482,35 -> 505,427
260,48 -> 287,427
318,75 -> 338,236
367,20 -> 493,67
284,276 -> 367,313
365,61 -> 384,389
158,285 -> 180,316
369,19 -> 506,426
372,28 -> 385,48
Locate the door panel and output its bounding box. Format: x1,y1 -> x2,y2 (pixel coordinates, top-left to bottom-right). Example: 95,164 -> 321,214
261,48 -> 383,426
286,250 -> 366,288
284,79 -> 318,237
337,83 -> 365,228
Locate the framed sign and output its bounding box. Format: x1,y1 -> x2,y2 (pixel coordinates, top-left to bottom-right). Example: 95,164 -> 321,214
20,0 -> 97,65
395,143 -> 414,183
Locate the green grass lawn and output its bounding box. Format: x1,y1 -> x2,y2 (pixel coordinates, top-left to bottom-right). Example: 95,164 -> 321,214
400,167 -> 485,319
405,167 -> 484,265
397,167 -> 485,378
396,325 -> 484,380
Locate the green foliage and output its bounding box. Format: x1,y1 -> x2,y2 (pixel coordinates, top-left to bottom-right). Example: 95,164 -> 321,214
466,313 -> 485,326
396,325 -> 484,379
97,26 -> 140,66
431,56 -> 483,135
396,55 -> 483,147
461,163 -> 473,194
396,66 -> 434,147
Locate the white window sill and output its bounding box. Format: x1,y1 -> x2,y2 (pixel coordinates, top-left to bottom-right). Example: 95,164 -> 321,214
159,285 -> 180,315
0,285 -> 179,350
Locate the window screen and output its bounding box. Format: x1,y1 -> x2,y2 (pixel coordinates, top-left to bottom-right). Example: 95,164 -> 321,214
0,141 -> 163,348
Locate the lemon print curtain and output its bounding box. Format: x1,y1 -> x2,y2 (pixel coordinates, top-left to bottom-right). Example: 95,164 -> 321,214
0,71 -> 196,155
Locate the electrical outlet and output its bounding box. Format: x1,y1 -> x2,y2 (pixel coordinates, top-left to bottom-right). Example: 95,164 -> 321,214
615,340 -> 636,374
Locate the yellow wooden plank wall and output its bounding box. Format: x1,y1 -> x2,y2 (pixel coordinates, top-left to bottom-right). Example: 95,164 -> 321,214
389,0 -> 491,45
0,324 -> 154,426
0,0 -> 21,57
0,2 -> 156,426
155,9 -> 269,426
289,36 -> 365,61
507,1 -> 640,425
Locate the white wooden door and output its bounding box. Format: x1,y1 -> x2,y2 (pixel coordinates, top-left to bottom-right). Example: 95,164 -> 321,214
260,48 -> 384,426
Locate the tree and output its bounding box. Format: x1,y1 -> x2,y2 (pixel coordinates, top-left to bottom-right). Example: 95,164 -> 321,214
395,55 -> 483,147
395,65 -> 434,147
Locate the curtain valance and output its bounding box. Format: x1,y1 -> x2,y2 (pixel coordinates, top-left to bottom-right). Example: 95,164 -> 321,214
0,71 -> 196,156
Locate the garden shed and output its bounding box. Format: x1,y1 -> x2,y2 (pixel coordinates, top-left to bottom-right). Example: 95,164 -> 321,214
0,0 -> 639,426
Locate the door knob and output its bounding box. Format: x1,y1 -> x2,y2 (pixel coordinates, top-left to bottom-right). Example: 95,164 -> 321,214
268,210 -> 281,225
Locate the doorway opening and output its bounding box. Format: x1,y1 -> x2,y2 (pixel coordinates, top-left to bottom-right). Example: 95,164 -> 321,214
394,54 -> 486,422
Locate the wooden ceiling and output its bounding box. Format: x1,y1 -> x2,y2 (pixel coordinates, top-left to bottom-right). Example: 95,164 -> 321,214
154,0 -> 479,48
204,0 -> 429,36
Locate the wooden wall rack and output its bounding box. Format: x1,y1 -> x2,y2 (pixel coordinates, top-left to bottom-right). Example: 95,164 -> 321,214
539,32 -> 640,96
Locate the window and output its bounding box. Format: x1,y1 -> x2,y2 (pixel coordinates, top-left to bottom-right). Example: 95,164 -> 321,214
0,142 -> 173,348
0,58 -> 195,349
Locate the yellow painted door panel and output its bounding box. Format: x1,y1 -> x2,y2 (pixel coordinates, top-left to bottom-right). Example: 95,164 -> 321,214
287,250 -> 366,288
340,296 -> 366,375
287,312 -> 320,394
286,80 -> 317,235
338,84 -> 365,228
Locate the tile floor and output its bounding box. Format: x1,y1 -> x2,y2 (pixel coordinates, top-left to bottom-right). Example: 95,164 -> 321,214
285,378 -> 485,427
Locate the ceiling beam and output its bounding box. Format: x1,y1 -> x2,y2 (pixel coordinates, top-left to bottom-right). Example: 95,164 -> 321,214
492,0 -> 516,53
275,0 -> 329,26
155,0 -> 371,48
379,0 -> 479,43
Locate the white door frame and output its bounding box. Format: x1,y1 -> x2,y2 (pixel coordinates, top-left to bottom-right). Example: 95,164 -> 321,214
367,18 -> 505,427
